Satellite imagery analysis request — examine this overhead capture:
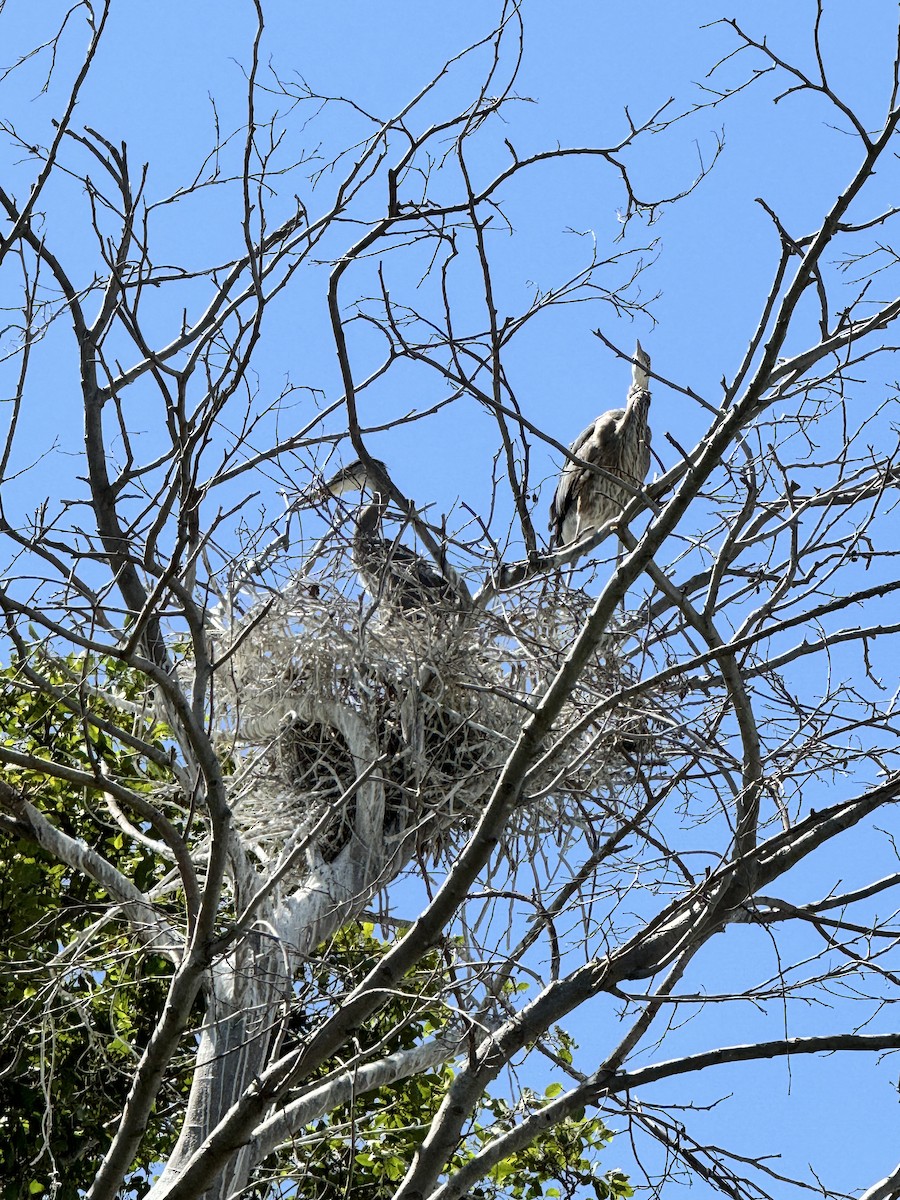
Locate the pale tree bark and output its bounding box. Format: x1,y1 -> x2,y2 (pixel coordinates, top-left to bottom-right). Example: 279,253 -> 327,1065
3,5 -> 900,1200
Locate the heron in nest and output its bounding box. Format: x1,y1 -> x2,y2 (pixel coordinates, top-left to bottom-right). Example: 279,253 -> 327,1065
549,341 -> 652,554
315,458 -> 456,618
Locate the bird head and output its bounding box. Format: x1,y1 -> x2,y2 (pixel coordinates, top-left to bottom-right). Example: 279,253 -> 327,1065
632,340 -> 651,393
316,458 -> 390,500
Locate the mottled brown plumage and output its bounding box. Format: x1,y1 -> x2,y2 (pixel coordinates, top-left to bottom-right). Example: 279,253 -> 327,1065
549,342 -> 652,551
318,459 -> 455,617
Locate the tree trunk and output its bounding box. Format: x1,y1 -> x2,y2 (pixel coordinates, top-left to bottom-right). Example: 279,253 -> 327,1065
153,932 -> 293,1200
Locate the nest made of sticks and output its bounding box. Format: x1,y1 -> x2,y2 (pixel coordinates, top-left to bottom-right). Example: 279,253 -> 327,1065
212,571 -> 658,880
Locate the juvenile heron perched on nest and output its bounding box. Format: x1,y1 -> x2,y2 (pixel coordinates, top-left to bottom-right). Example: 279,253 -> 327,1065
315,458 -> 456,617
549,341 -> 652,552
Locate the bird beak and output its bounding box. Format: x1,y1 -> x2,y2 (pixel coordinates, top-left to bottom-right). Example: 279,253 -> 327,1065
320,469 -> 354,498
632,340 -> 651,391
297,469 -> 346,508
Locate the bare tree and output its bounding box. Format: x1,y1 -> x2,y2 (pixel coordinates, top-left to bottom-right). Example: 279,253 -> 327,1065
3,4 -> 900,1200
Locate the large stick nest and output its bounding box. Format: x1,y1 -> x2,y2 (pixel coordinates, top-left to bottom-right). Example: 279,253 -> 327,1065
212,572 -> 659,883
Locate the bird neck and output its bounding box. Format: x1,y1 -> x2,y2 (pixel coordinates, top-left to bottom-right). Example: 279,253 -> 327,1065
356,493 -> 387,536
626,388 -> 650,417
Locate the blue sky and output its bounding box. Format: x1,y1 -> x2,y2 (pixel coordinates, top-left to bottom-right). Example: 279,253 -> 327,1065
2,2 -> 900,1196
3,0 -> 897,523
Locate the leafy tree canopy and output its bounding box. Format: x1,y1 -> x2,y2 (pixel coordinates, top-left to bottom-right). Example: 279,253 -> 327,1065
0,658 -> 629,1200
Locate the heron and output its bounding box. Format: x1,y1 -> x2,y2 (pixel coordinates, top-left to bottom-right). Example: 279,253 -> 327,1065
549,341 -> 652,553
315,458 -> 456,617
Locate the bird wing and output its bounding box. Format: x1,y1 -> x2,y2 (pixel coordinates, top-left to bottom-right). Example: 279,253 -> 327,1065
383,542 -> 454,609
549,420 -> 596,544
549,413 -> 622,546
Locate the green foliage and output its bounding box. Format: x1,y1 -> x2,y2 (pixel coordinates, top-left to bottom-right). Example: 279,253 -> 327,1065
477,1092 -> 633,1200
0,656 -> 186,1200
0,658 -> 630,1199
266,923 -> 628,1200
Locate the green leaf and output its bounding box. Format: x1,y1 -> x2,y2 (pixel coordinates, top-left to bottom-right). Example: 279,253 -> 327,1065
0,655 -> 631,1200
